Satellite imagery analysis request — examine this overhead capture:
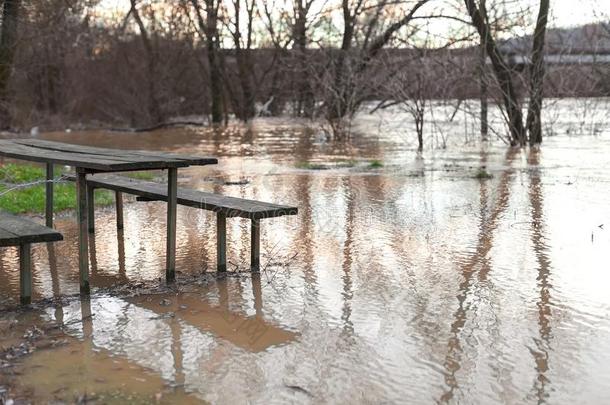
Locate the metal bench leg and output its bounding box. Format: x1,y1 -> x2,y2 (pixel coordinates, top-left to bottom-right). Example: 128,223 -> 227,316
251,219 -> 260,272
19,244 -> 32,305
217,212 -> 227,272
115,191 -> 124,230
45,163 -> 53,228
252,272 -> 262,316
166,168 -> 177,282
87,184 -> 95,233
76,169 -> 90,295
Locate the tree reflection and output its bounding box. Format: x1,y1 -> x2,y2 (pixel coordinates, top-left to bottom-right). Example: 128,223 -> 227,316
527,148 -> 553,404
440,148 -> 517,402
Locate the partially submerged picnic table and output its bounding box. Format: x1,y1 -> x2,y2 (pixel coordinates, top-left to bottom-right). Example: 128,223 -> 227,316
0,138 -> 217,295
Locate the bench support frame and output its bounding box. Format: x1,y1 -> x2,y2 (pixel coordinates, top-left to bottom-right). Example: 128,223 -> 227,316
45,163 -> 54,228
166,168 -> 178,282
19,243 -> 32,305
115,191 -> 124,230
77,175 -> 296,276
217,212 -> 227,272
76,169 -> 90,295
87,184 -> 95,233
251,219 -> 260,272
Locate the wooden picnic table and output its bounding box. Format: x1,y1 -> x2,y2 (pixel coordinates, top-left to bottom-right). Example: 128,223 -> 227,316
0,138 -> 217,295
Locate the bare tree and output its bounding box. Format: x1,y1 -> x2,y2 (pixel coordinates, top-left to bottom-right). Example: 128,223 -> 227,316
223,0 -> 257,121
525,0 -> 550,145
292,0 -> 317,117
129,0 -> 163,124
0,0 -> 21,127
478,0 -> 488,140
189,0 -> 224,123
464,0 -> 526,146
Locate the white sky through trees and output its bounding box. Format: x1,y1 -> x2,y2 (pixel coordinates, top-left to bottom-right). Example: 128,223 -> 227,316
98,0 -> 610,28
96,0 -> 610,47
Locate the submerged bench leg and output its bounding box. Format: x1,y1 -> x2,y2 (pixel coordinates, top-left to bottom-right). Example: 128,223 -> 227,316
45,163 -> 54,228
251,219 -> 260,272
87,184 -> 95,233
217,212 -> 227,272
166,168 -> 178,282
115,191 -> 124,230
19,244 -> 32,305
76,170 -> 90,295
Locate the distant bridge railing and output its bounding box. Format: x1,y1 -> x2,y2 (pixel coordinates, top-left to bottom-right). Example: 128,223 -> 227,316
488,53 -> 610,66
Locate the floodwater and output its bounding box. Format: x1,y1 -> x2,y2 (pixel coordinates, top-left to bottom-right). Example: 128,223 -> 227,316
1,99 -> 610,403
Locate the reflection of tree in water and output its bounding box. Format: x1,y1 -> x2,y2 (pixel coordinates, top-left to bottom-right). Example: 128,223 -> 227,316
48,243 -> 64,324
527,149 -> 553,404
296,173 -> 319,305
440,149 -> 517,402
340,176 -> 355,338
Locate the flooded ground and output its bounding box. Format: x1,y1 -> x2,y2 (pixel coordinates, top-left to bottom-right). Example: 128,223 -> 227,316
1,99 -> 610,403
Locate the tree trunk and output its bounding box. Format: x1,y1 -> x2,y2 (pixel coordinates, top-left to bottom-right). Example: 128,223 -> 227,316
205,2 -> 223,124
230,0 -> 255,121
0,0 -> 20,127
130,0 -> 162,124
294,3 -> 314,117
464,0 -> 526,146
326,1 -> 354,121
192,0 -> 224,123
416,107 -> 424,152
526,0 -> 550,145
326,0 -> 429,121
479,42 -> 488,140
235,49 -> 256,120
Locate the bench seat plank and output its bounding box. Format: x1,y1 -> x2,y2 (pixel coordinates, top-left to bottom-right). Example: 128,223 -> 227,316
84,175 -> 298,220
0,212 -> 63,247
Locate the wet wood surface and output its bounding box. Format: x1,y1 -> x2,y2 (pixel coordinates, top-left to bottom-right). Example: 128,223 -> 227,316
81,174 -> 298,219
0,139 -> 217,171
0,212 -> 63,247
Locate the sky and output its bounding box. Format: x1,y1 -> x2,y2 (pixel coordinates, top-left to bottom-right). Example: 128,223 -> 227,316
97,0 -> 610,29
546,0 -> 610,27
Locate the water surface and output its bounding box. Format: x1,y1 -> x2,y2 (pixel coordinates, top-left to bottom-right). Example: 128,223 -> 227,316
1,101 -> 610,403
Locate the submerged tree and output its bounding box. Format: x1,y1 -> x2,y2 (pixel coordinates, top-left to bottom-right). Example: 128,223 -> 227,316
464,0 -> 551,146
189,0 -> 224,124
291,0 -> 317,118
129,0 -> 164,124
316,0 -> 431,134
525,0 -> 550,145
0,0 -> 21,128
464,0 -> 526,146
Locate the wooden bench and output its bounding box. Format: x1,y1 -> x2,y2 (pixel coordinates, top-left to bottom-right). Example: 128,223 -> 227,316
68,174 -> 297,272
0,212 -> 63,304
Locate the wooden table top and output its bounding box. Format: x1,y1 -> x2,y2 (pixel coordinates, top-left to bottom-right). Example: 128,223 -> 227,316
0,138 -> 218,172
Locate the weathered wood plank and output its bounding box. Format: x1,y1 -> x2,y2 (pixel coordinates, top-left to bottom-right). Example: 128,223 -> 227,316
0,140 -> 148,171
0,140 -> 213,171
81,175 -> 298,219
0,212 -> 63,247
13,139 -> 218,166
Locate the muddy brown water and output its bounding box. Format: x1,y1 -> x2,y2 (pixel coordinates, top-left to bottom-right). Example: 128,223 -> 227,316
1,107 -> 610,403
